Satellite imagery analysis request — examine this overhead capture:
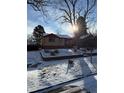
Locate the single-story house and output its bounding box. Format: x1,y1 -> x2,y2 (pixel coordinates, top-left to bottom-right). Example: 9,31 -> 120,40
41,33 -> 74,49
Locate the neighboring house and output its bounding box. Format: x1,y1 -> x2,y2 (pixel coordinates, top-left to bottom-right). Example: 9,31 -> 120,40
78,34 -> 97,48
41,33 -> 74,49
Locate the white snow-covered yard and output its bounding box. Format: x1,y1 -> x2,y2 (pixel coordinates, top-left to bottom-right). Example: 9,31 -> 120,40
27,49 -> 97,93
41,49 -> 96,58
41,49 -> 83,58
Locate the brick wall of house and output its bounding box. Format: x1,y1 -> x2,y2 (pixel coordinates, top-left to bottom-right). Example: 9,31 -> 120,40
41,34 -> 74,49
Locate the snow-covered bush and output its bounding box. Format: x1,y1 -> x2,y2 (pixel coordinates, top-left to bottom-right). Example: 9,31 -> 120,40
44,49 -> 50,53
54,49 -> 59,53
50,51 -> 56,56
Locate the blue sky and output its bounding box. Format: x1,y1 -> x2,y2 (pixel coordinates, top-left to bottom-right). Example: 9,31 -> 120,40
27,5 -> 74,36
27,1 -> 97,37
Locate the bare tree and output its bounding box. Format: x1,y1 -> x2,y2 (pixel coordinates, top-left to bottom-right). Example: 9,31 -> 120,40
56,0 -> 96,27
84,0 -> 96,21
57,0 -> 78,26
27,0 -> 96,28
27,0 -> 51,16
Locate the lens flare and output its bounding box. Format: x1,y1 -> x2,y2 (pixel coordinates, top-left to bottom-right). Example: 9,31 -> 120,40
69,24 -> 78,32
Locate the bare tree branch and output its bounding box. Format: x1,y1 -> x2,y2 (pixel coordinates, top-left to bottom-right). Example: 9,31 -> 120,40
64,0 -> 73,24
84,0 -> 96,20
59,8 -> 70,18
27,0 -> 50,17
72,0 -> 78,24
27,0 -> 96,35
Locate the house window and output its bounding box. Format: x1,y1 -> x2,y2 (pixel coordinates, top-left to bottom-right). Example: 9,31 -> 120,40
49,37 -> 55,42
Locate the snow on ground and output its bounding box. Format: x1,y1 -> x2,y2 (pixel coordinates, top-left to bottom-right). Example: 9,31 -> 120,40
27,51 -> 42,64
41,49 -> 83,57
83,57 -> 96,73
67,75 -> 97,93
27,50 -> 97,93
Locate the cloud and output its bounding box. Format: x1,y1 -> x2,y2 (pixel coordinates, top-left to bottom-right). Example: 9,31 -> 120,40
27,26 -> 33,35
27,20 -> 40,34
44,26 -> 56,34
